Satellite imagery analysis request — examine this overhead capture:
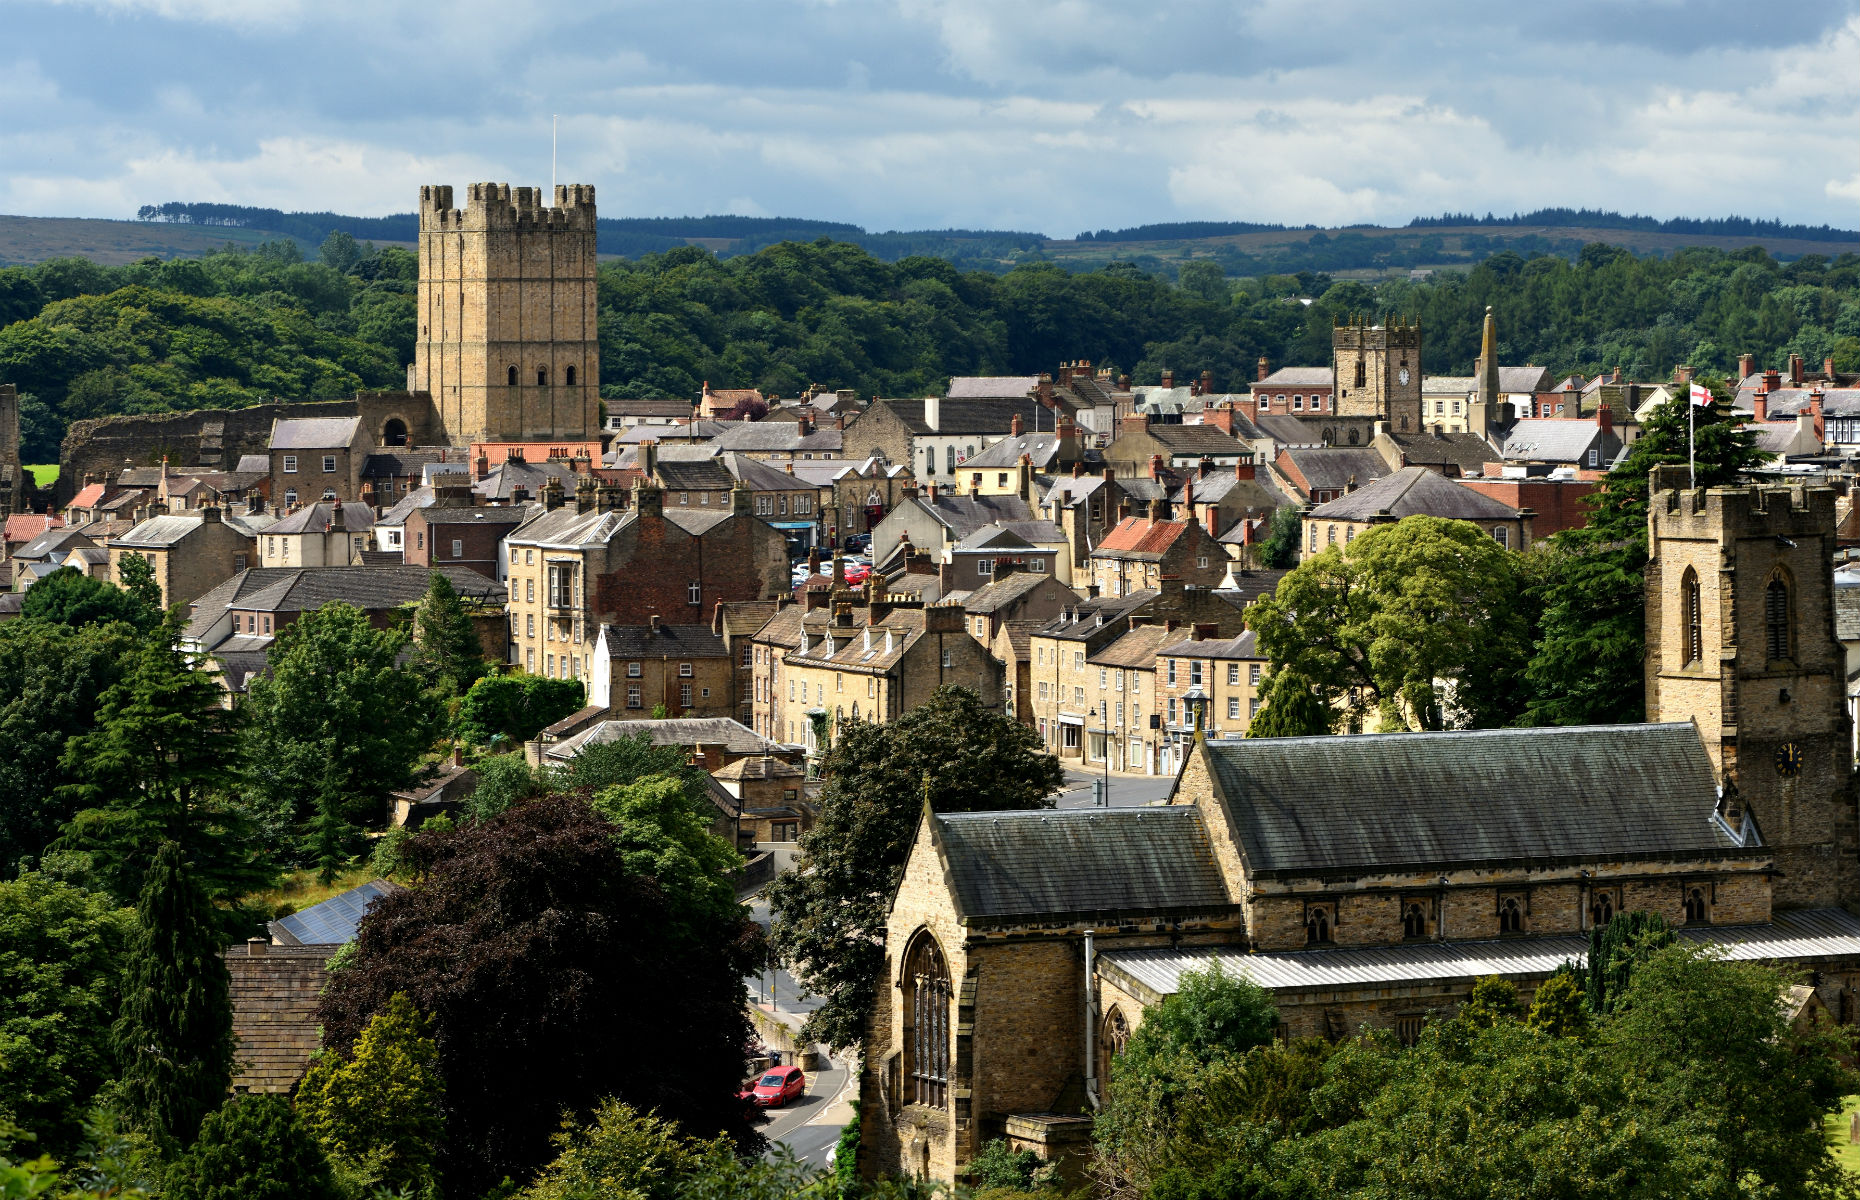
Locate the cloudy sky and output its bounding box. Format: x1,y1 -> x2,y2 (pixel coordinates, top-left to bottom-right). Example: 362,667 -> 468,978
4,0 -> 1859,235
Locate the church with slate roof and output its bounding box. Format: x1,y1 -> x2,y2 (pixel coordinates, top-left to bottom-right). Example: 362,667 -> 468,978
858,472 -> 1860,1185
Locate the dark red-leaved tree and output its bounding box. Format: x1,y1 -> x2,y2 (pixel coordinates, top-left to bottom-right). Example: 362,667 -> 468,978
317,793 -> 763,1194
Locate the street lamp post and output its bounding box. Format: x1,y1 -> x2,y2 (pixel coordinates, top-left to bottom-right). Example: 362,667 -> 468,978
1089,705 -> 1110,807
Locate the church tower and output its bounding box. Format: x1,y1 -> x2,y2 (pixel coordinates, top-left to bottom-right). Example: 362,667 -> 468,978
411,183 -> 601,446
1646,466 -> 1860,908
1468,306 -> 1502,436
1332,316 -> 1422,432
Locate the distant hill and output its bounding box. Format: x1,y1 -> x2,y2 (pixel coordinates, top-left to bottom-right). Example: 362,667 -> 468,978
1,202 -> 1855,277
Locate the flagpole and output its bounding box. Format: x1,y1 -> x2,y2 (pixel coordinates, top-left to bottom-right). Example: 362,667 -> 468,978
1689,388 -> 1696,488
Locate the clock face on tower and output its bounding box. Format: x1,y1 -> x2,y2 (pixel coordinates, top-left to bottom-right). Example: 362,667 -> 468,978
1398,368 -> 1410,385
1775,742 -> 1804,777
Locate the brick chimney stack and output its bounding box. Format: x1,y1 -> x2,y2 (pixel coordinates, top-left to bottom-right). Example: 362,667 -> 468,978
1739,352 -> 1755,379
1789,353 -> 1804,385
1161,369 -> 1175,389
1149,454 -> 1165,480
1257,356 -> 1270,382
1809,387 -> 1826,440
1010,412 -> 1024,437
1596,403 -> 1613,440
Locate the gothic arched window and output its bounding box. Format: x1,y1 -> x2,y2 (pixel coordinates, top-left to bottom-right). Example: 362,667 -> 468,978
1684,886 -> 1710,924
902,934 -> 949,1108
1402,903 -> 1427,939
1683,568 -> 1703,666
1765,575 -> 1792,662
1498,896 -> 1524,934
1591,892 -> 1615,927
1305,906 -> 1332,945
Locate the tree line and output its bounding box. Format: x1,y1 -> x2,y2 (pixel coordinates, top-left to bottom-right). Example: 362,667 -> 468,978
5,232 -> 1860,464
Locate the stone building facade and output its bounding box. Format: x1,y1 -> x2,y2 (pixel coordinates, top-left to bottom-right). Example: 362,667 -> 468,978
412,183 -> 600,446
1332,317 -> 1423,432
1645,469 -> 1860,908
860,472 -> 1860,1187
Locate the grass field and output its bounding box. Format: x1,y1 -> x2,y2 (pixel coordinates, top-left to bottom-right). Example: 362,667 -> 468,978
1825,1096 -> 1860,1176
255,865 -> 378,917
24,464 -> 56,488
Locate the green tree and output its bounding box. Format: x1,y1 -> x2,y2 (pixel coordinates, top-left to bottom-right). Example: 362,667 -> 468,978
112,841 -> 235,1151
1525,970 -> 1589,1038
1603,945 -> 1857,1200
1245,666 -> 1333,738
1124,964 -> 1279,1068
1458,975 -> 1523,1028
55,615 -> 271,916
1260,505 -> 1302,570
516,1098 -> 716,1200
455,673 -> 586,747
0,619 -> 131,874
1582,911 -> 1674,1016
0,874 -> 132,1155
588,774 -> 743,937
295,993 -> 444,1197
768,685 -> 1062,1048
163,1096 -> 340,1200
114,554 -> 165,618
241,602 -> 440,880
461,751 -> 540,824
1520,382 -> 1766,726
1246,517 -> 1535,730
19,568 -> 154,631
412,571 -> 488,695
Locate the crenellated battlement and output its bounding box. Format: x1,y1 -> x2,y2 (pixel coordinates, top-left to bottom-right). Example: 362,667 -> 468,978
1332,315 -> 1422,351
418,181 -> 597,232
1649,466 -> 1838,540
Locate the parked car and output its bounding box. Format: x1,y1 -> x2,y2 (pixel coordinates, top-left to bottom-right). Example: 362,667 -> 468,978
843,562 -> 872,585
842,532 -> 872,553
749,1064 -> 807,1107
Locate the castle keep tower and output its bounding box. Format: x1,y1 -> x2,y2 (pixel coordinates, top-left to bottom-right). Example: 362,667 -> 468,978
411,183 -> 600,446
1332,317 -> 1422,432
1646,466 -> 1860,908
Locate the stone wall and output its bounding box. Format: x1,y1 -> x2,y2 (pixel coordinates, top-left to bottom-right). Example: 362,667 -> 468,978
225,942 -> 335,1093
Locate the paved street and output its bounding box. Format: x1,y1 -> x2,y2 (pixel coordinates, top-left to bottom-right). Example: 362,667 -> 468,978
1054,764 -> 1175,808
744,895 -> 847,1164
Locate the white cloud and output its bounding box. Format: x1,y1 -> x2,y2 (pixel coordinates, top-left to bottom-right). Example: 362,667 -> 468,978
3,1 -> 1860,233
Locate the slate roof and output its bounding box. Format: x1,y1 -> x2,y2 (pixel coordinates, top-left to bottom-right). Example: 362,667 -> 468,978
548,718 -> 789,761
420,504 -> 529,528
266,501 -> 376,535
933,807 -> 1234,922
186,565 -> 504,641
961,433 -> 1065,470
377,486 -> 437,528
948,375 -> 1039,398
713,424 -> 842,454
473,458 -> 580,502
657,458 -> 735,489
1159,631 -> 1260,660
1043,476 -> 1110,510
953,525 -> 1037,554
361,450 -> 447,478
1090,623 -> 1178,669
1212,567 -> 1286,605
1278,447 -> 1391,493
1197,723 -> 1741,877
1385,431 -> 1498,472
899,395 -> 1058,434
1499,366 -> 1553,393
711,755 -> 805,782
1255,367 -> 1332,388
609,398 -> 700,418
1253,413 -> 1322,445
111,513 -> 220,548
1035,591 -> 1157,645
599,624 -> 729,658
225,944 -> 337,1093
1144,426 -> 1246,457
915,494 -> 1039,539
721,452 -> 811,491
13,526 -> 93,559
963,570 -> 1065,615
269,416 -> 360,449
1739,387 -> 1860,419
1103,908 -> 1860,998
1835,567 -> 1860,642
1308,466 -> 1521,522
1500,420 -> 1603,463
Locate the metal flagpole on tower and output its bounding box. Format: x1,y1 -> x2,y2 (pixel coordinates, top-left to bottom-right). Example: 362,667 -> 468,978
551,115 -> 558,195
1689,388 -> 1695,488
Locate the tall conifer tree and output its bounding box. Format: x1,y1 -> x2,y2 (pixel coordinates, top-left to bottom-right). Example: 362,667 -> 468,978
113,840 -> 235,1151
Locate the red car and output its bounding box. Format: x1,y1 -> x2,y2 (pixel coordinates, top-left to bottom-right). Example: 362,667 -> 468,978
842,562 -> 872,585
749,1064 -> 806,1107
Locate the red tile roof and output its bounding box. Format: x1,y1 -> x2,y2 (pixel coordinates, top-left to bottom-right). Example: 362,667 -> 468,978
67,484 -> 106,509
1096,517 -> 1190,556
4,513 -> 61,543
